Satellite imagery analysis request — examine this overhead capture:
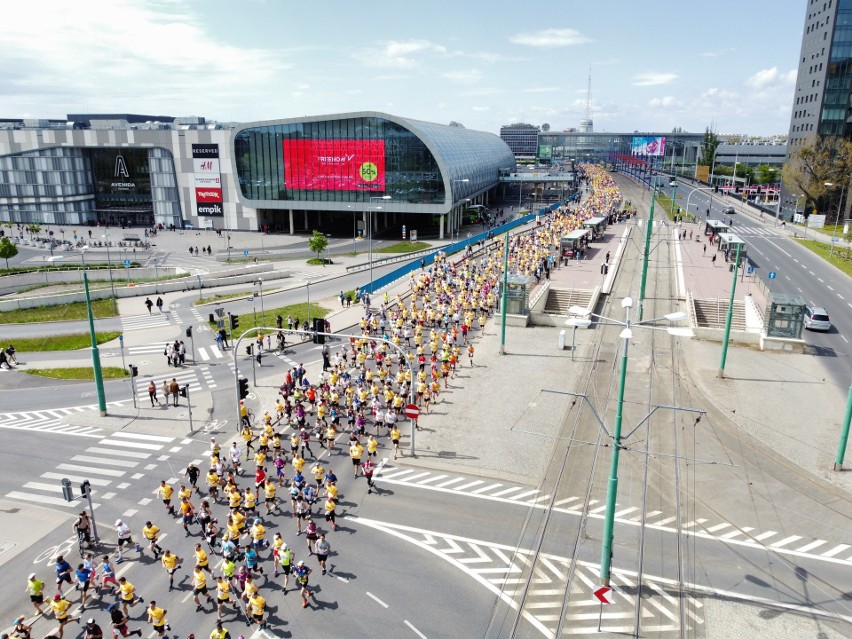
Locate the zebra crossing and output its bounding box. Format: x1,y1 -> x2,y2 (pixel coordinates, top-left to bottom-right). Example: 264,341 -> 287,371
121,313 -> 171,332
5,430 -> 188,510
134,368 -> 218,400
0,402 -> 128,437
376,465 -> 852,567
350,517 -> 703,637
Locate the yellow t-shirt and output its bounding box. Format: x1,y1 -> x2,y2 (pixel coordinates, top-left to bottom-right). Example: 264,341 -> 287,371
148,606 -> 166,625
216,579 -> 231,601
195,548 -> 208,567
142,524 -> 160,540
161,554 -> 177,570
249,594 -> 266,615
51,598 -> 71,618
119,581 -> 135,601
193,570 -> 207,589
158,484 -> 173,500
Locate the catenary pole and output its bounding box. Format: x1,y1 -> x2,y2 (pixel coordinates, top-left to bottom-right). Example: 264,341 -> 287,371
717,242 -> 742,378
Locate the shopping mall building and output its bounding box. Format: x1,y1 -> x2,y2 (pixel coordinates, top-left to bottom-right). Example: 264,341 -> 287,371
0,112 -> 515,239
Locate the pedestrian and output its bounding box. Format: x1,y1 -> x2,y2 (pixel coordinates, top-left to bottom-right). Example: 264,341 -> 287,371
49,593 -> 79,639
98,555 -> 119,595
339,290 -> 344,307
117,577 -> 144,616
294,561 -> 314,609
703,243 -> 707,255
159,549 -> 180,591
108,602 -> 142,637
156,297 -> 164,313
170,378 -> 180,406
191,566 -> 214,611
74,562 -> 93,610
146,602 -> 170,638
55,554 -> 73,594
145,298 -> 153,314
25,572 -> 45,615
711,253 -> 717,265
362,458 -> 375,493
315,534 -> 331,575
185,463 -> 201,495
349,440 -> 363,477
605,251 -> 610,264
324,494 -> 339,531
12,616 -> 33,639
148,380 -> 158,407
114,519 -> 141,563
178,341 -> 186,365
84,618 -> 103,639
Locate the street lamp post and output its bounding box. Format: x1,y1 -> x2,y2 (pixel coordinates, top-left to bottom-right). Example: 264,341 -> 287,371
452,178 -> 470,242
101,233 -> 118,314
824,181 -> 847,258
569,297 -> 690,586
367,196 -> 391,294
255,278 -> 265,327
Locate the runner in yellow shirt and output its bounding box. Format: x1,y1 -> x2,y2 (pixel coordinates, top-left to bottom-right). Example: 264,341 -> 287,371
215,576 -> 234,621
349,441 -> 363,477
156,480 -> 175,515
141,521 -> 162,559
117,577 -> 143,618
194,543 -> 213,575
247,592 -> 267,628
49,593 -> 79,639
161,550 -> 180,591
191,566 -> 214,611
146,601 -> 169,638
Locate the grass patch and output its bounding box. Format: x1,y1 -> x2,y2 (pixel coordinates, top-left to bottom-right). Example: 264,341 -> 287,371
376,241 -> 431,254
307,258 -> 334,265
0,331 -> 121,351
194,289 -> 282,306
20,366 -> 129,380
0,299 -> 118,323
207,302 -> 331,334
796,239 -> 852,276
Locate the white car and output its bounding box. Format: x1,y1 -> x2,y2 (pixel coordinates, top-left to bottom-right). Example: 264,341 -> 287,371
803,305 -> 831,332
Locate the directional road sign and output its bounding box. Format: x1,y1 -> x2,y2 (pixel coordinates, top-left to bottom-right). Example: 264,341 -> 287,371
747,266 -> 755,274
244,250 -> 249,256
404,404 -> 420,420
594,586 -> 614,604
768,272 -> 777,280
123,259 -> 131,267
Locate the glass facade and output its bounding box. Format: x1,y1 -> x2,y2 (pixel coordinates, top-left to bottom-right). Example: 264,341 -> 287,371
820,0 -> 852,136
234,115 -> 514,210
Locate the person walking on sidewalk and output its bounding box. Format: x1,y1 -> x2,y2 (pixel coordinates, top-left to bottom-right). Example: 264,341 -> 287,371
148,380 -> 159,407
156,296 -> 164,313
145,298 -> 153,314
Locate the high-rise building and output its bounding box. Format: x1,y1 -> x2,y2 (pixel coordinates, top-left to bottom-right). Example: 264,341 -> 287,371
781,0 -> 852,219
500,123 -> 540,159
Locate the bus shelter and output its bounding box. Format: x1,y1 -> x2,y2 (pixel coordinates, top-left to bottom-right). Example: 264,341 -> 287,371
705,219 -> 730,239
582,216 -> 608,240
717,233 -> 747,262
560,229 -> 590,263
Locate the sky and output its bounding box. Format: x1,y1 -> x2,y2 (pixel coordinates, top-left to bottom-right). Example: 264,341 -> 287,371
1,0 -> 807,137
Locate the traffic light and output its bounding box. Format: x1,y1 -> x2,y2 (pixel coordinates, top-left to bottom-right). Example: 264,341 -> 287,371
312,317 -> 326,344
80,480 -> 91,498
246,344 -> 253,356
238,377 -> 250,400
61,478 -> 73,502
179,384 -> 189,398
185,326 -> 192,338
128,364 -> 138,377
230,314 -> 239,330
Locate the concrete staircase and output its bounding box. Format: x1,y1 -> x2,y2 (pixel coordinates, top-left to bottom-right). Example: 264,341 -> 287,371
544,288 -> 594,315
692,298 -> 747,330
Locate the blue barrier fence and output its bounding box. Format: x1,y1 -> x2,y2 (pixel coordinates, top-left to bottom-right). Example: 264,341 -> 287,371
361,199 -> 569,295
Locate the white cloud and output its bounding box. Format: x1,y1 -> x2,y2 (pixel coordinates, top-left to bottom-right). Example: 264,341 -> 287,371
509,28 -> 592,48
648,96 -> 684,108
632,72 -> 678,87
352,39 -> 448,69
523,86 -> 560,93
460,87 -> 505,97
0,0 -> 292,115
441,69 -> 483,83
745,66 -> 796,89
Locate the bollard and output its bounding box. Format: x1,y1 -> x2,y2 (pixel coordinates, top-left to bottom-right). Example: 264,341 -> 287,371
559,329 -> 566,350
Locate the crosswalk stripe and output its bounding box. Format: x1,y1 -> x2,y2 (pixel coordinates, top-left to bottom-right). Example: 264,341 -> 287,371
471,482 -> 503,494
72,455 -> 139,468
111,432 -> 175,443
86,447 -> 151,459
96,439 -> 162,451
23,482 -> 66,493
198,348 -> 211,362
42,472 -> 111,486
508,489 -> 540,501
6,491 -> 91,508
56,463 -> 126,477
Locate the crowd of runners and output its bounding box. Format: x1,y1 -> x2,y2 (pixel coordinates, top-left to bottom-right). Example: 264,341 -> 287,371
10,166 -> 625,639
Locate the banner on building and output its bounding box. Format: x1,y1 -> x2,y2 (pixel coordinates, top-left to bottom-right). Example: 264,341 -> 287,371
192,144 -> 224,216
631,136 -> 666,157
282,139 -> 385,191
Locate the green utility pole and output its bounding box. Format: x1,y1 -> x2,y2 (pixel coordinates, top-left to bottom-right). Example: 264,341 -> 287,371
499,231 -> 509,354
670,181 -> 678,219
600,305 -> 631,586
834,384 -> 852,471
83,272 -> 108,416
637,181 -> 657,321
717,242 -> 742,378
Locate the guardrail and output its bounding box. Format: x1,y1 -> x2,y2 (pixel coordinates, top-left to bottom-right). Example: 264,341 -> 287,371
345,246 -> 436,273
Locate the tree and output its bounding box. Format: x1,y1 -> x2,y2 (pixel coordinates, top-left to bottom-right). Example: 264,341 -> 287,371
0,236 -> 18,269
755,164 -> 778,185
308,229 -> 329,266
700,126 -> 720,169
782,135 -> 852,220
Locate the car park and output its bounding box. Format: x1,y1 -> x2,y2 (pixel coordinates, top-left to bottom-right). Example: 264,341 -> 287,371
803,305 -> 831,331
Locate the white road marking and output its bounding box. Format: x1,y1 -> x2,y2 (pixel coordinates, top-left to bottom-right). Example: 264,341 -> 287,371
404,620 -> 428,638
366,591 -> 389,608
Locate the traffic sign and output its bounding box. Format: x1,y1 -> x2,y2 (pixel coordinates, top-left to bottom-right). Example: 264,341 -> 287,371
594,586 -> 613,604
123,259 -> 131,267
747,266 -> 755,274
403,404 -> 420,420
244,250 -> 249,256
768,271 -> 777,280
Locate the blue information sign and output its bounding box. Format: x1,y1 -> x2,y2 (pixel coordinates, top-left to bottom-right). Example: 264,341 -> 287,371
747,266 -> 755,274
244,250 -> 249,256
123,259 -> 130,267
768,272 -> 777,280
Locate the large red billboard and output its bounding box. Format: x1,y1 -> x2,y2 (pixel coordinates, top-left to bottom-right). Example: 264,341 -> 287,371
283,139 -> 385,191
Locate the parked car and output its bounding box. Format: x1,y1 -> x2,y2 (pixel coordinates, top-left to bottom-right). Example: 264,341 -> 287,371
803,305 -> 831,331
723,206 -> 735,214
